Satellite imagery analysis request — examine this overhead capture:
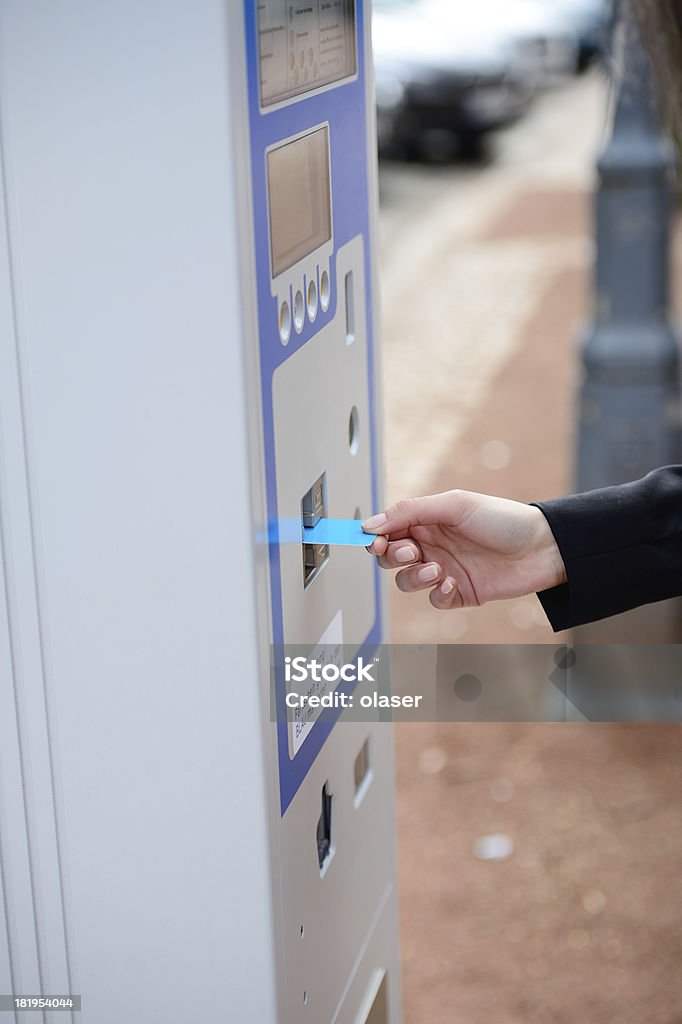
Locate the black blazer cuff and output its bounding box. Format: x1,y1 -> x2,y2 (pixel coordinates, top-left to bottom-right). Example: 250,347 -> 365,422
536,582 -> 571,633
531,467 -> 682,631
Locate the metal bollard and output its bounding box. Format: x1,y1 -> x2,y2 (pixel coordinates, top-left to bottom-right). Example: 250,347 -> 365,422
577,0 -> 679,493
574,0 -> 681,641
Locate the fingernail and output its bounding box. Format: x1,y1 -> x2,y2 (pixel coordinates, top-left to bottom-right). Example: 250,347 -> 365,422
362,513 -> 387,532
418,564 -> 439,584
441,579 -> 455,596
396,546 -> 415,564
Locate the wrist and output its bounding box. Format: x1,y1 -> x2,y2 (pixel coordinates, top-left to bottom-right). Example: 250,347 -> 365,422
529,506 -> 567,592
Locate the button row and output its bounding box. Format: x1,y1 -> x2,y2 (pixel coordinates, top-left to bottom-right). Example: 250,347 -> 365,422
279,268 -> 330,345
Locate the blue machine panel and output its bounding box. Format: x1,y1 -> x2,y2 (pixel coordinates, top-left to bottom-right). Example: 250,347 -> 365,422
244,0 -> 382,814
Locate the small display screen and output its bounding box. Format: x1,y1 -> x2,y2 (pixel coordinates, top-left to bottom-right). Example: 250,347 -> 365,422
267,127 -> 332,278
258,1 -> 357,108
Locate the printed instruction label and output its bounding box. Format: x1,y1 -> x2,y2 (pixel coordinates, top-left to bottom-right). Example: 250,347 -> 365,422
287,610 -> 343,758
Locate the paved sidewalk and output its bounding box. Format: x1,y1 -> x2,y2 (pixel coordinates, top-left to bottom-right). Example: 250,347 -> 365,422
387,190 -> 586,646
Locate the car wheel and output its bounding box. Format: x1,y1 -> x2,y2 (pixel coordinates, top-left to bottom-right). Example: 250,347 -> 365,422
456,130 -> 488,162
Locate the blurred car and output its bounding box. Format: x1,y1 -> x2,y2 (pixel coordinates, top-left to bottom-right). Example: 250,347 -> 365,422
428,0 -> 580,86
374,63 -> 407,152
372,0 -> 536,157
534,0 -> 610,69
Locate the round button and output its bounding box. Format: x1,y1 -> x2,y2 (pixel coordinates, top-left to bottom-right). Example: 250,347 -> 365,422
279,300 -> 291,345
307,278 -> 318,322
293,290 -> 305,333
319,270 -> 330,312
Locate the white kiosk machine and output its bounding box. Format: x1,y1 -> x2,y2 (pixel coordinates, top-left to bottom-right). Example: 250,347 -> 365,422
0,1 -> 401,1022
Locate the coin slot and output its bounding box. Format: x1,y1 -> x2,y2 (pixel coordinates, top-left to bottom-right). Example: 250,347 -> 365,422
344,271 -> 355,344
349,406 -> 360,456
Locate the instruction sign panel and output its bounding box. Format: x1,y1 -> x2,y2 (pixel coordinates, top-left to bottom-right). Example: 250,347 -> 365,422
258,0 -> 356,106
287,611 -> 344,757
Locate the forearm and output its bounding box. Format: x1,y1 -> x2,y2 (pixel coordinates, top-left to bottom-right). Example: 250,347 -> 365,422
532,467 -> 682,631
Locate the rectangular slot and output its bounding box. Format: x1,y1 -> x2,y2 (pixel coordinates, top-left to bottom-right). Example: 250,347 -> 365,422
345,270 -> 355,344
316,782 -> 335,874
301,473 -> 329,589
356,971 -> 388,1024
303,541 -> 329,590
353,737 -> 373,805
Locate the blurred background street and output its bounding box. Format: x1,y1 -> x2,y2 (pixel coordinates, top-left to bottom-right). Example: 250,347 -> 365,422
378,62 -> 682,1024
380,69 -> 601,649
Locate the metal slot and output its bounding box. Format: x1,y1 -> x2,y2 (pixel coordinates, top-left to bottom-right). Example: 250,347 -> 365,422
303,541 -> 329,590
301,472 -> 329,589
316,782 -> 334,873
345,270 -> 355,345
353,738 -> 373,805
357,971 -> 388,1024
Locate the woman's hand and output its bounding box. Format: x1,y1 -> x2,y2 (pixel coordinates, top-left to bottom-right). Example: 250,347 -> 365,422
363,490 -> 567,610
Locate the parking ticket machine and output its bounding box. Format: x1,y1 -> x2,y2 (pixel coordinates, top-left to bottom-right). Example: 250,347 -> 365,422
0,2 -> 401,1022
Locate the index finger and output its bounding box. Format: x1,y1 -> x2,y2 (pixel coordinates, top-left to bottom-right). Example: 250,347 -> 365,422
363,492 -> 465,537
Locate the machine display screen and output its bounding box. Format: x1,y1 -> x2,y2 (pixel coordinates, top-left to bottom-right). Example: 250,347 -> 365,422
267,126 -> 332,277
258,1 -> 357,107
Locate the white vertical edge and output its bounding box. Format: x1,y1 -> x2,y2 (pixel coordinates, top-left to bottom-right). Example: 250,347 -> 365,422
0,12 -> 73,1017
0,0 -> 282,1020
0,537 -> 21,1021
225,2 -> 289,1019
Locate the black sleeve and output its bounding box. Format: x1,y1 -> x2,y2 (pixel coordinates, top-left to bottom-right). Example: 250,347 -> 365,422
531,466 -> 682,631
